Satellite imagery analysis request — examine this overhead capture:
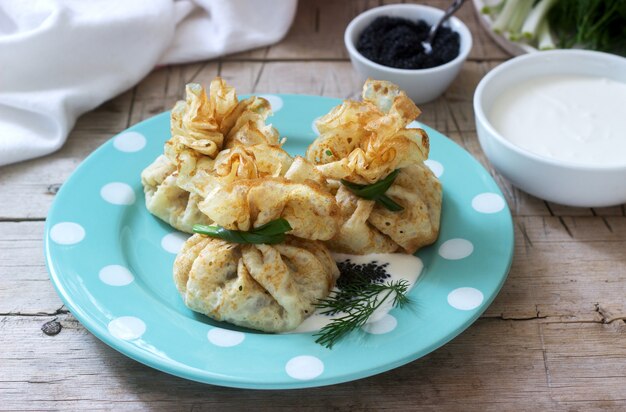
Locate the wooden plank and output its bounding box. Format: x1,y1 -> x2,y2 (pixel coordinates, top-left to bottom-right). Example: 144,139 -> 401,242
236,61 -> 362,97
5,314 -> 623,410
135,63 -> 210,99
227,0 -> 377,61
542,322 -> 626,405
73,89 -> 133,133
0,222 -> 63,315
0,130 -> 115,220
0,315 -> 553,411
485,217 -> 626,323
182,60 -> 362,98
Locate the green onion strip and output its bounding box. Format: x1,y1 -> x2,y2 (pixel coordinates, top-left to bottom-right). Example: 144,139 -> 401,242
340,169 -> 404,211
193,218 -> 293,245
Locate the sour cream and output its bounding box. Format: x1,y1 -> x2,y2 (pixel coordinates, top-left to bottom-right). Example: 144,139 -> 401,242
286,253 -> 423,334
489,75 -> 626,167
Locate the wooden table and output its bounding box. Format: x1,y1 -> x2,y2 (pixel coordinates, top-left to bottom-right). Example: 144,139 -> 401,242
2,1 -> 625,410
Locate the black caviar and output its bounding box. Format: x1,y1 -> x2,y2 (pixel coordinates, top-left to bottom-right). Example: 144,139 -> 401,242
356,16 -> 460,70
336,260 -> 391,289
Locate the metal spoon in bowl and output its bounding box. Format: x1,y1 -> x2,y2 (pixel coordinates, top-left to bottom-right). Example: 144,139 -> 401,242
422,0 -> 467,54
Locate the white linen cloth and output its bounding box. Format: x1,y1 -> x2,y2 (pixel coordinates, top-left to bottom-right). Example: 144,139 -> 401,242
0,0 -> 297,166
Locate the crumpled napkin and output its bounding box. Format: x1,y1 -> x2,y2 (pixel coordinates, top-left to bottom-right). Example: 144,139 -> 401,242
0,0 -> 297,166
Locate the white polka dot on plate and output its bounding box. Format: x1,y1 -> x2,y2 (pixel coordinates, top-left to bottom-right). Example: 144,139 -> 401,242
50,222 -> 85,245
108,316 -> 146,340
285,355 -> 324,380
362,314 -> 397,335
113,131 -> 146,152
207,328 -> 245,347
161,232 -> 189,254
424,159 -> 444,178
408,120 -> 424,129
258,94 -> 283,112
472,193 -> 505,214
311,117 -> 321,134
438,238 -> 474,260
447,287 -> 484,311
100,182 -> 135,205
99,265 -> 134,286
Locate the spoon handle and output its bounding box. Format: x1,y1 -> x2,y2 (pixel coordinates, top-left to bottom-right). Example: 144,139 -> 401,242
427,0 -> 467,44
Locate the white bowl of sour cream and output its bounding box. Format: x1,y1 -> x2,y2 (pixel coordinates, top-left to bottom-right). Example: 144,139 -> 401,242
474,50 -> 626,207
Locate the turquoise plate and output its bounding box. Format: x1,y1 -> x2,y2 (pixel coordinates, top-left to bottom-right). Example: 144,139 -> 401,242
45,95 -> 513,389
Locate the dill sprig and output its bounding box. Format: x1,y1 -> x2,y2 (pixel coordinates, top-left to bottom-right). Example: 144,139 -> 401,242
313,276 -> 410,349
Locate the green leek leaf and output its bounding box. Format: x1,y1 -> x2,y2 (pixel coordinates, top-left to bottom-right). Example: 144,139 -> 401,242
193,218 -> 292,245
340,169 -> 404,212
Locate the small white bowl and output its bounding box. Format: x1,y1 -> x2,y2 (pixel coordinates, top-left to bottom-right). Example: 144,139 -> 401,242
344,4 -> 473,104
474,50 -> 626,207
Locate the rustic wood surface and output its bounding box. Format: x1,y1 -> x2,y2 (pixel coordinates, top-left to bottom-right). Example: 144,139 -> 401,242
1,0 -> 625,410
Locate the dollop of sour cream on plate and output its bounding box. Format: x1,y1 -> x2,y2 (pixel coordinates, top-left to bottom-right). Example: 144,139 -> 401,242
489,75 -> 626,167
286,253 -> 423,334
